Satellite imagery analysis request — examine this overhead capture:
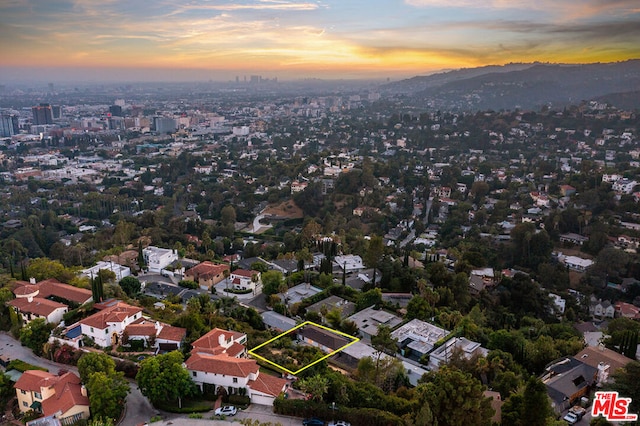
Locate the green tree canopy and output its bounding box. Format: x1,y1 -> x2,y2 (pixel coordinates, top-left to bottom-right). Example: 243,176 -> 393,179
77,352 -> 117,383
26,258 -> 75,283
607,360 -> 640,417
261,270 -> 284,295
86,371 -> 129,421
136,351 -> 196,407
19,318 -> 53,356
118,276 -> 141,297
298,374 -> 329,402
412,366 -> 493,426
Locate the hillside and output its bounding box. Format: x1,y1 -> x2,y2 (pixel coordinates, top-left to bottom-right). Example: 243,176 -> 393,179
383,60 -> 640,111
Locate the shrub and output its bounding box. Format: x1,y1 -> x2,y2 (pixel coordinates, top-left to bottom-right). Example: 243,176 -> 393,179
115,359 -> 139,378
273,397 -> 404,426
178,280 -> 199,290
224,288 -> 253,295
6,360 -> 47,373
226,394 -> 250,406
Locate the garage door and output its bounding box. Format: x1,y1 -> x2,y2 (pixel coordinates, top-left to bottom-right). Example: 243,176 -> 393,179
250,393 -> 275,406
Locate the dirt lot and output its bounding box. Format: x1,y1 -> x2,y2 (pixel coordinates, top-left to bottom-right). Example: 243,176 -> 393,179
264,199 -> 304,219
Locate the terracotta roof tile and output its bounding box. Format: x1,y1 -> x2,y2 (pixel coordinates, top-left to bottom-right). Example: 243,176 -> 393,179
157,324 -> 187,342
14,370 -> 56,392
41,372 -> 89,417
191,328 -> 245,351
37,279 -> 92,305
248,373 -> 288,397
80,302 -> 142,330
231,269 -> 258,278
185,262 -> 229,280
185,353 -> 259,377
8,297 -> 67,318
13,285 -> 39,297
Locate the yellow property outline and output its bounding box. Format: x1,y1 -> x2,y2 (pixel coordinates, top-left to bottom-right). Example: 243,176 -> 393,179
248,321 -> 360,375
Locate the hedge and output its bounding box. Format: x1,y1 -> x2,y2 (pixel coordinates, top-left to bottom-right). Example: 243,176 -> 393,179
6,360 -> 48,373
273,397 -> 404,426
224,394 -> 251,406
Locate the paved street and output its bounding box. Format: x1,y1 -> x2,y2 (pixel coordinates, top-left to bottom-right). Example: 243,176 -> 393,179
0,332 -> 76,375
154,404 -> 302,426
0,332 -> 156,426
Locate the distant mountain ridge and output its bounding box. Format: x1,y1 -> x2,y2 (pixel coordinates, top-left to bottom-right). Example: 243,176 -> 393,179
382,60 -> 640,111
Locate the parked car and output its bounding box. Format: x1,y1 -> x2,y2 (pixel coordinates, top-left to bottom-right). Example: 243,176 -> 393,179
215,406 -> 237,416
328,421 -> 351,426
563,406 -> 586,424
303,418 -> 324,426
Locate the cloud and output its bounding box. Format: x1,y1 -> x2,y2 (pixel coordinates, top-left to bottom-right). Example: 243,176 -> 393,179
169,1 -> 319,13
403,0 -> 640,17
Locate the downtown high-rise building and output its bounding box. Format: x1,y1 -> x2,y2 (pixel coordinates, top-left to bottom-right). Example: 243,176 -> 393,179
0,114 -> 19,137
32,103 -> 53,125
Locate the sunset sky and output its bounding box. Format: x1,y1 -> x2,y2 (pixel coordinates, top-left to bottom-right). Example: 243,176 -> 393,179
1,0 -> 639,82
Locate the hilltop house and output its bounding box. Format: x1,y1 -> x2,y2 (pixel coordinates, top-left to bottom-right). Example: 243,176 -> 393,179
8,278 -> 93,325
76,300 -> 186,350
185,353 -> 288,406
78,301 -> 144,347
185,327 -> 288,405
8,295 -> 68,325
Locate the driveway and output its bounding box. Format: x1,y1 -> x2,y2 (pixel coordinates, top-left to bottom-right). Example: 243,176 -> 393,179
0,332 -> 155,426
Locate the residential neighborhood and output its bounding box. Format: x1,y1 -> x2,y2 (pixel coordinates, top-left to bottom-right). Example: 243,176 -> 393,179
0,73 -> 639,426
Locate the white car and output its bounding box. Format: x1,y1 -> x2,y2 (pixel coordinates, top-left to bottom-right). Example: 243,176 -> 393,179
215,406 -> 237,416
328,421 -> 350,426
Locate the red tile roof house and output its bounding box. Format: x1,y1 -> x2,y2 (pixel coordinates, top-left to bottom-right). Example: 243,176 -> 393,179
229,269 -> 262,293
8,278 -> 94,325
77,300 -> 186,350
184,261 -> 230,290
185,328 -> 288,406
79,301 -> 144,348
8,295 -> 68,325
13,278 -> 93,306
124,319 -> 187,352
191,328 -> 248,358
615,301 -> 640,319
14,370 -> 90,424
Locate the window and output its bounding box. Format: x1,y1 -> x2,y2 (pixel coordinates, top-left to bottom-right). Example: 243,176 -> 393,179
90,327 -> 94,332
23,401 -> 28,407
34,392 -> 42,400
20,390 -> 26,394
233,378 -> 238,383
105,329 -> 109,334
192,371 -> 197,377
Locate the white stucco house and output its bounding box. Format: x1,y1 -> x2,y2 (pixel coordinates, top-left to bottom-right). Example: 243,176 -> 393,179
229,269 -> 261,292
81,261 -> 131,281
143,246 -> 178,273
8,296 -> 68,325
185,353 -> 288,406
79,301 -> 143,347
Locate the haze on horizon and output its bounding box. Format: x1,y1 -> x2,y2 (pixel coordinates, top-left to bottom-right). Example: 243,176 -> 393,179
1,0 -> 639,83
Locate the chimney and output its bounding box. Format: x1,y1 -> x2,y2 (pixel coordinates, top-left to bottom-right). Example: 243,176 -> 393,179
29,277 -> 36,284
81,385 -> 87,397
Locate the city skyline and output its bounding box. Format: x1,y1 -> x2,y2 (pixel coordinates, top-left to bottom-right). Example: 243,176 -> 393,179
1,0 -> 639,82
